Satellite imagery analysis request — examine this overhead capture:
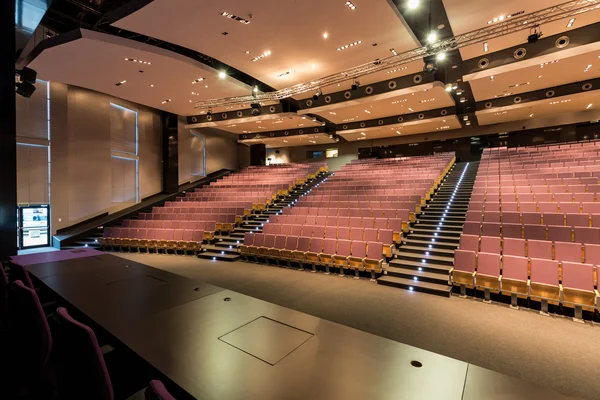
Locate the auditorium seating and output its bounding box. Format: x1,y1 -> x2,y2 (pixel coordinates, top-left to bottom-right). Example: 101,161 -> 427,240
452,142 -> 600,319
241,154 -> 455,279
99,162 -> 325,253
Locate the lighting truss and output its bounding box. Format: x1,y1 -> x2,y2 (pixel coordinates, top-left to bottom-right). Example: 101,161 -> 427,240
195,0 -> 600,110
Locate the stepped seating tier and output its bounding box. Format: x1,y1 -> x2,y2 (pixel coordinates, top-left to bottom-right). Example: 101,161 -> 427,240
242,153 -> 456,278
452,141 -> 600,319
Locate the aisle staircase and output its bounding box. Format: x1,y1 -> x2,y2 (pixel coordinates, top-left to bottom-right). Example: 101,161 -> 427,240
198,171 -> 332,261
377,162 -> 479,296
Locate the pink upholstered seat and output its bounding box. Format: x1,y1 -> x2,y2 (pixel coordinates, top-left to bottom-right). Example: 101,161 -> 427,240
480,236 -> 501,254
502,238 -> 526,257
530,258 -> 559,287
524,225 -> 546,240
522,212 -> 542,225
459,234 -> 479,252
462,222 -> 480,235
574,227 -> 600,244
554,242 -> 582,263
502,212 -> 521,224
502,255 -> 528,282
453,249 -> 476,273
547,225 -> 572,243
562,262 -> 595,292
502,223 -> 523,239
477,252 -> 501,277
527,239 -> 552,259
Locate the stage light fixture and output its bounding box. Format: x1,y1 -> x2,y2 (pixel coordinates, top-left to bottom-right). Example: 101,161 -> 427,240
206,110 -> 213,117
423,61 -> 437,74
218,71 -> 227,79
445,83 -> 453,92
436,52 -> 446,61
527,28 -> 542,44
18,67 -> 37,83
250,103 -> 261,116
351,79 -> 360,90
427,31 -> 437,43
313,89 -> 322,100
407,0 -> 419,9
253,86 -> 259,93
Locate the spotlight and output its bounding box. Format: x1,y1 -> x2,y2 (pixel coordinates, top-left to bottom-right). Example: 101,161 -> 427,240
18,67 -> 37,84
407,0 -> 419,9
218,71 -> 227,79
250,102 -> 261,116
351,79 -> 360,90
436,52 -> 446,61
253,86 -> 259,93
312,88 -> 322,100
423,61 -> 437,74
527,28 -> 542,43
445,83 -> 453,92
206,109 -> 213,117
427,31 -> 437,43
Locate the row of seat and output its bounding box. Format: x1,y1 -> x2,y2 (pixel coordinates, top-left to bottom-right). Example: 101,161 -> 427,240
239,234 -> 385,278
452,250 -> 598,313
463,221 -> 600,243
459,234 -> 600,263
471,191 -> 600,201
468,201 -> 600,213
99,228 -> 204,253
466,210 -> 599,226
263,224 -> 394,255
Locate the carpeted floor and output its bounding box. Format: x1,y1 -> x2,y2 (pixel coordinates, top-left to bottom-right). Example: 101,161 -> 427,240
119,253 -> 597,400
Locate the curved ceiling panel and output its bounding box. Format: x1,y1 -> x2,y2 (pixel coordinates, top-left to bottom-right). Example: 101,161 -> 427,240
112,0 -> 421,89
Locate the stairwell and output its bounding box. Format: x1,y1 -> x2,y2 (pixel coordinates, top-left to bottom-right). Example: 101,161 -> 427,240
377,161 -> 479,296
198,170 -> 332,261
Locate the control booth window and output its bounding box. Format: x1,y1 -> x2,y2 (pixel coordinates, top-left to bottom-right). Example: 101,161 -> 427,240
326,148 -> 338,158
307,150 -> 325,159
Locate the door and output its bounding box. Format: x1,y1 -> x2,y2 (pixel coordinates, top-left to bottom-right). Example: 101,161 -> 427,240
18,204 -> 50,249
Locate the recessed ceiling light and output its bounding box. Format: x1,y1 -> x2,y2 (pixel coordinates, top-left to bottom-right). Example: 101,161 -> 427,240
218,71 -> 227,79
345,1 -> 356,10
396,130 -> 402,135
161,99 -> 172,104
586,103 -> 593,109
540,60 -> 559,68
387,66 -> 408,74
276,69 -> 295,78
408,107 -> 414,112
529,113 -> 534,118
490,75 -> 494,81
483,42 -> 489,52
360,132 -> 366,136
115,80 -> 126,86
487,10 -> 523,25
390,48 -> 398,56
407,0 -> 419,10
252,51 -> 272,62
245,50 -> 250,54
221,11 -> 250,24
124,58 -> 151,65
189,100 -> 192,103
205,85 -> 209,88
329,112 -> 337,115
567,18 -> 576,28
364,110 -> 371,114
323,32 -> 329,39
419,98 -> 435,103
337,40 -> 362,51
538,75 -> 542,78
584,64 -> 592,72
192,78 -> 205,84
508,82 -> 530,88
550,99 -> 571,105
150,84 -> 154,87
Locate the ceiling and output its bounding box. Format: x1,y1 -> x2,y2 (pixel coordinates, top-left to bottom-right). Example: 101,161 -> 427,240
112,0 -> 420,90
338,115 -> 462,141
476,89 -> 600,125
23,0 -> 600,147
443,0 -> 600,60
27,30 -> 250,115
311,83 -> 455,124
239,133 -> 336,148
200,114 -> 322,135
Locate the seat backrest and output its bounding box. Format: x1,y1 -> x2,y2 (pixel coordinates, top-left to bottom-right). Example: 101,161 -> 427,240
524,225 -> 546,240
547,225 -> 572,243
296,237 -> 311,252
521,212 -> 541,225
379,229 -> 393,244
574,227 -> 600,245
322,238 -> 337,254
502,238 -> 526,257
253,233 -> 265,247
481,222 -> 501,237
145,380 -> 176,400
484,211 -> 501,223
527,239 -> 552,259
480,236 -> 501,254
554,242 -> 582,263
336,239 -> 351,256
366,242 -> 383,259
459,234 -> 479,252
502,255 -> 528,282
477,252 -> 501,277
8,280 -> 53,378
285,236 -> 298,251
309,237 -> 324,253
561,262 -> 594,292
453,249 -> 476,273
465,210 -> 482,222
566,213 -> 589,227
501,223 -> 523,239
244,232 -> 254,246
560,202 -> 580,214
462,221 -> 480,235
584,243 -> 600,264
274,235 -> 287,249
53,307 -> 114,400
364,228 -> 378,242
351,241 -> 367,258
8,261 -> 35,289
543,213 -> 564,226
530,258 -> 559,287
502,211 -> 521,224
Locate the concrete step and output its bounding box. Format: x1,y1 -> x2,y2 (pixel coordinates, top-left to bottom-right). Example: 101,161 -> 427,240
384,265 -> 450,285
377,276 -> 451,297
401,238 -> 459,250
197,251 -> 240,262
398,245 -> 456,258
389,258 -> 452,275
395,251 -> 454,267
201,245 -> 239,255
408,233 -> 460,244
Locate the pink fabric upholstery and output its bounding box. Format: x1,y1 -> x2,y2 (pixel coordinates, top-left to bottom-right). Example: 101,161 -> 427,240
562,262 -> 595,291
477,252 -> 501,277
574,227 -> 600,244
530,258 -> 559,287
527,239 -> 552,259
453,249 -> 476,273
502,238 -> 526,257
547,226 -> 572,243
459,234 -> 479,252
480,236 -> 501,254
502,255 -> 528,281
584,244 -> 600,264
524,225 -> 546,240
502,223 -> 523,239
554,242 -> 581,263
